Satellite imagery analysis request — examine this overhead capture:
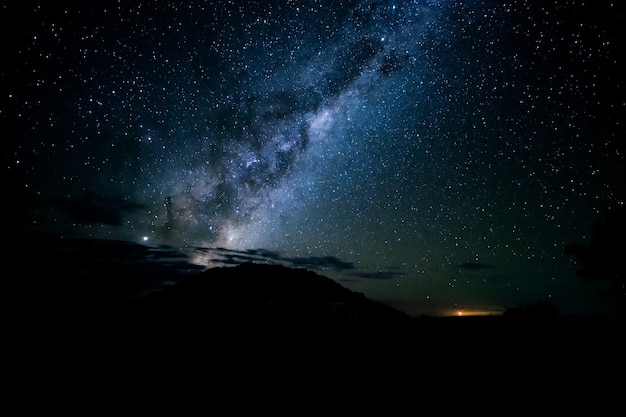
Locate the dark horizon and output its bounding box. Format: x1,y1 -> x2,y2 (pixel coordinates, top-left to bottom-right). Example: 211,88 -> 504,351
7,227 -> 625,320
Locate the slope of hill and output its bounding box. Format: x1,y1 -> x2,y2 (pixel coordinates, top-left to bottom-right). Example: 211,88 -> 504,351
137,262 -> 410,327
8,256 -> 625,399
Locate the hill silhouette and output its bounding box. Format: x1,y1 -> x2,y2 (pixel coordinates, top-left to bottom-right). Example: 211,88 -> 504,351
10,257 -> 413,347
8,250 -> 626,401
137,262 -> 410,327
11,252 -> 624,344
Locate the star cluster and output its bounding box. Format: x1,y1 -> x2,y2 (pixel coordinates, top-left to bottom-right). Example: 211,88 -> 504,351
4,0 -> 625,316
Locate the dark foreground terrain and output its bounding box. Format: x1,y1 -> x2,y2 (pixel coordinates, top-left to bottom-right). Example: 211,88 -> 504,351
7,260 -> 625,406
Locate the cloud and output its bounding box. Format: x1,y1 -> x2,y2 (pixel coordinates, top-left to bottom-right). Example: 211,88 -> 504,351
11,237 -> 206,299
198,247 -> 356,272
288,256 -> 355,271
457,262 -> 494,271
53,190 -> 145,226
50,237 -> 204,273
194,247 -> 282,265
11,237 -> 405,302
349,270 -> 405,280
194,247 -> 414,280
196,247 -> 404,280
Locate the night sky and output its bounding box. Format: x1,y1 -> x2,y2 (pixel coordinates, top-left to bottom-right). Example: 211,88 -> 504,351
3,0 -> 625,318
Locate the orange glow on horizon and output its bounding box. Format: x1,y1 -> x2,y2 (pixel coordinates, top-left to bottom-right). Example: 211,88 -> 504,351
443,307 -> 505,317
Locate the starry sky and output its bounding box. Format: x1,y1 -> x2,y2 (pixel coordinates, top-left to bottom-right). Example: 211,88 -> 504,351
3,0 -> 625,317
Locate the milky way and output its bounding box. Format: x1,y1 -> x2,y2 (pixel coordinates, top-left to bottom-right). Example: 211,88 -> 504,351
117,0 -> 449,250
4,0 -> 625,316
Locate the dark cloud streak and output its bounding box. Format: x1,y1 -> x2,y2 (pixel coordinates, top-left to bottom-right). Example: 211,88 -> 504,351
196,247 -> 401,280
457,262 -> 494,271
349,271 -> 406,280
53,191 -> 146,226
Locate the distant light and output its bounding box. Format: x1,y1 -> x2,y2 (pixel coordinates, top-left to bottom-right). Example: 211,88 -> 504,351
457,311 -> 463,316
142,236 -> 149,242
